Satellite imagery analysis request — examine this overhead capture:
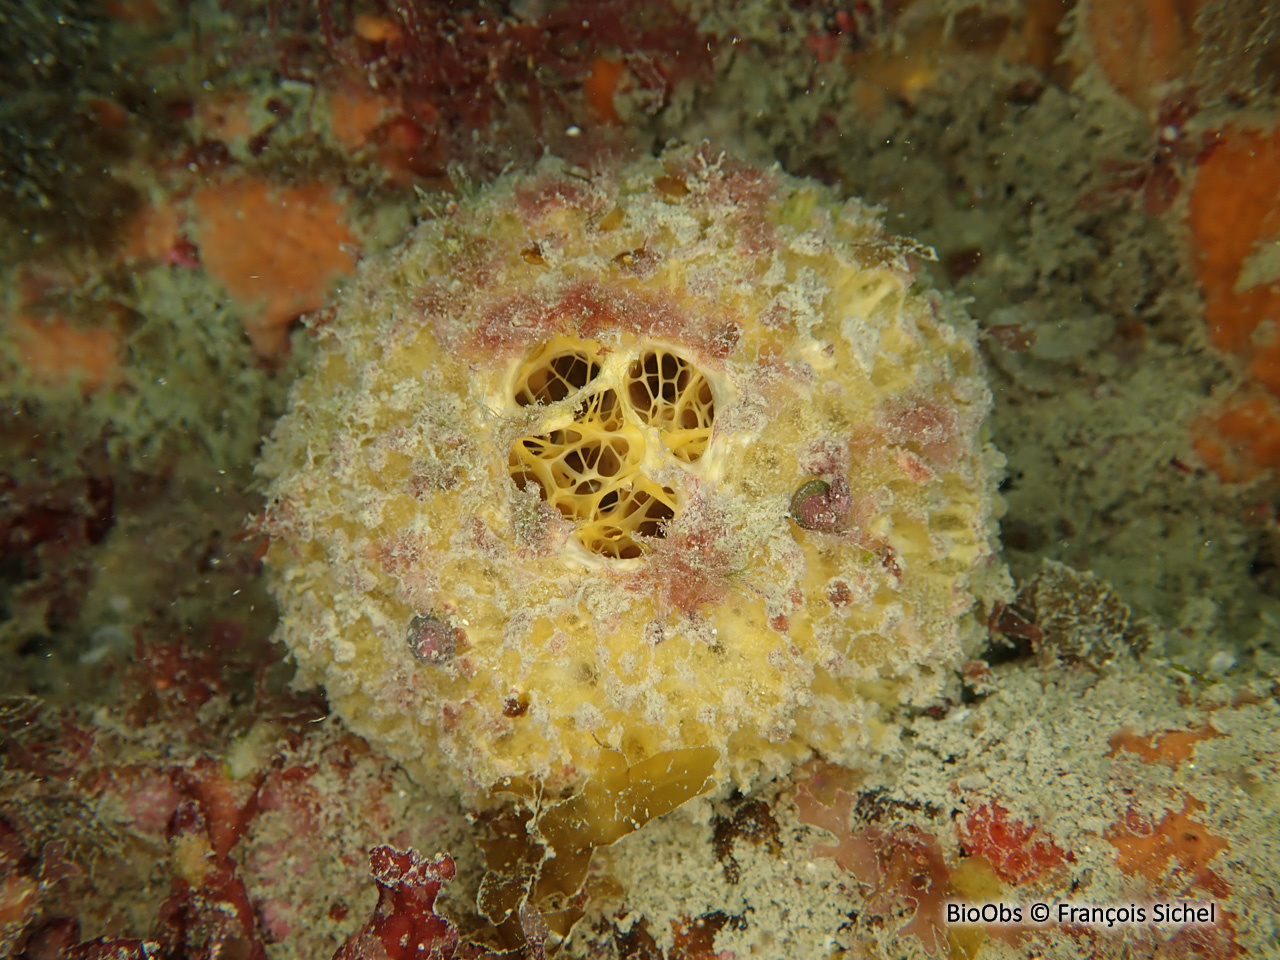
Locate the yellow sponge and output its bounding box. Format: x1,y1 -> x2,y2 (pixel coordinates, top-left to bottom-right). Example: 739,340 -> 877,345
258,146 -> 1008,804
508,335 -> 683,560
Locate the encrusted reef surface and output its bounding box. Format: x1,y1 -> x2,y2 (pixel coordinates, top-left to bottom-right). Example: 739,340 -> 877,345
2,1 -> 1280,959
259,147 -> 1006,803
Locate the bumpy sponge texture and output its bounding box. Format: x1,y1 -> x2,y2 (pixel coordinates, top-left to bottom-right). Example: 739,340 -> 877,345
258,146 -> 1007,803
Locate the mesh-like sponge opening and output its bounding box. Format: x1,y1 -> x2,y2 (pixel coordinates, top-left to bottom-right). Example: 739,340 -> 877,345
514,338 -> 602,406
624,349 -> 715,463
509,339 -> 715,558
510,421 -> 677,560
511,338 -> 712,559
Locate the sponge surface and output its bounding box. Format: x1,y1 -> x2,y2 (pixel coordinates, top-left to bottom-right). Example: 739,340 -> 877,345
258,147 -> 1007,802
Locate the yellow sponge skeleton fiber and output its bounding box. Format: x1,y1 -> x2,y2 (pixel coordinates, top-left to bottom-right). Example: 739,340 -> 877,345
258,146 -> 1007,805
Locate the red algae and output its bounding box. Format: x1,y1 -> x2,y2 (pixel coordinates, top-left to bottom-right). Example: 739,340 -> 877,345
333,847 -> 459,960
796,781 -> 951,956
959,802 -> 1071,885
468,282 -> 712,359
315,0 -> 712,172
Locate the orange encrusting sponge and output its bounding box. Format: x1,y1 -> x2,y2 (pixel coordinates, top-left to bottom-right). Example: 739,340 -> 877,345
1107,795 -> 1231,897
1188,128 -> 1280,360
1085,0 -> 1202,108
583,56 -> 625,125
192,178 -> 358,358
9,314 -> 122,395
1187,127 -> 1280,481
1192,399 -> 1280,483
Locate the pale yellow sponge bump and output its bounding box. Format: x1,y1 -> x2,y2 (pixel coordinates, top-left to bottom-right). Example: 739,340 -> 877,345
258,146 -> 1007,804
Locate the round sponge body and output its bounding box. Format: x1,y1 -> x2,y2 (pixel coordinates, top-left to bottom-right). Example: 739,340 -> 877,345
259,147 -> 1006,803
